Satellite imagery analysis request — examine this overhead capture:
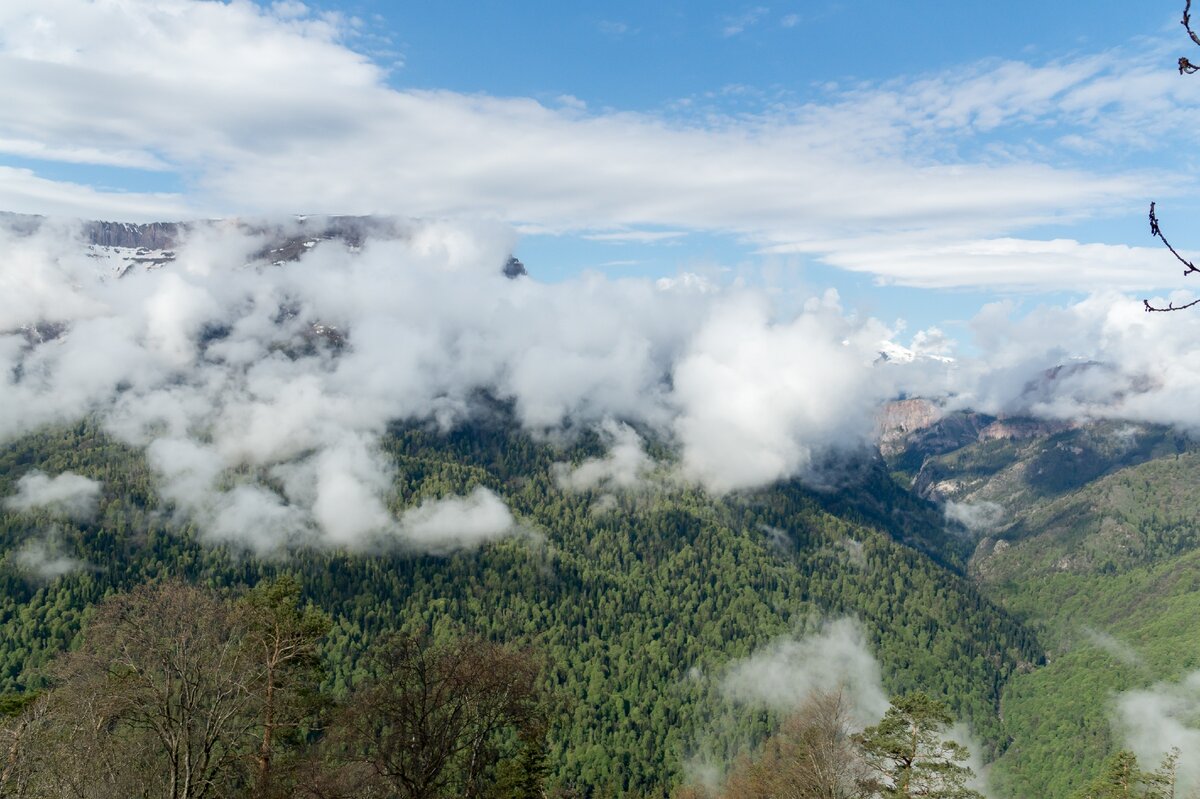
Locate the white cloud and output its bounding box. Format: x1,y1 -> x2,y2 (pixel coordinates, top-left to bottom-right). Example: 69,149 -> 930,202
719,618 -> 992,795
11,533 -> 86,579
0,1 -> 1184,289
597,20 -> 632,36
13,214 -> 1200,553
945,500 -> 1005,534
722,7 -> 770,37
672,295 -> 884,493
951,292 -> 1200,428
655,272 -> 719,294
308,438 -> 396,547
4,470 -> 101,520
553,420 -> 654,492
0,166 -> 194,222
1117,670 -> 1200,792
1080,627 -> 1143,669
778,236 -> 1177,291
0,139 -> 169,170
398,487 -> 517,555
0,218 -> 895,549
721,618 -> 890,725
582,230 -> 688,243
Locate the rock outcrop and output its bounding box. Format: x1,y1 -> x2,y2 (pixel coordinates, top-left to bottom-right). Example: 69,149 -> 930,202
877,398 -> 943,456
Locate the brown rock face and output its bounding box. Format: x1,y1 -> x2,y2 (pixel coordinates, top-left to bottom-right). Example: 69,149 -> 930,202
978,418 -> 1073,441
877,398 -> 943,456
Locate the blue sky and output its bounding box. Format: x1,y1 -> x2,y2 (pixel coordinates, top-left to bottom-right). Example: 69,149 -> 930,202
1,1 -> 1199,341
357,1 -> 1165,103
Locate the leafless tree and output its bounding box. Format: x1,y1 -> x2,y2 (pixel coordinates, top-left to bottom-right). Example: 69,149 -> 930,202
0,694 -> 54,799
318,634 -> 545,799
673,691 -> 867,799
1180,0 -> 1200,74
1145,203 -> 1200,311
11,582 -> 260,799
724,691 -> 867,799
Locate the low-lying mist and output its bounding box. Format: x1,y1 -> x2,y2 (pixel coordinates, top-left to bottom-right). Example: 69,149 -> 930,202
3,216 -> 1199,554
0,218 -> 889,552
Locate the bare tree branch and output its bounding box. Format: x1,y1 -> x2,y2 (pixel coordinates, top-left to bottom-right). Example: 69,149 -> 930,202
1144,5 -> 1200,309
1144,203 -> 1200,311
1183,0 -> 1200,73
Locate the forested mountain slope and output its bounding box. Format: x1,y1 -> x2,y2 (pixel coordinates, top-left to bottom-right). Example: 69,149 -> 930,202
884,414 -> 1200,798
0,416 -> 1041,796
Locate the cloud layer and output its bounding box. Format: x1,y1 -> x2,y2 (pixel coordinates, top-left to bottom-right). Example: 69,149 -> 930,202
0,219 -> 896,551
949,292 -> 1200,430
0,1 -> 1189,290
9,212 -> 1200,553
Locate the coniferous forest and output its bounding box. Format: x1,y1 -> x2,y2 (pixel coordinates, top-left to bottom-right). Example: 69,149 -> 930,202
0,415 -> 1196,798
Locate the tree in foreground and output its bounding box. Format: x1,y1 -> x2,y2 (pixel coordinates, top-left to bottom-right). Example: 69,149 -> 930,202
9,581 -> 259,799
854,692 -> 983,799
0,578 -> 335,799
236,575 -> 332,799
312,633 -> 546,799
1072,748 -> 1188,799
720,690 -> 867,799
1146,1 -> 1200,312
673,690 -> 983,799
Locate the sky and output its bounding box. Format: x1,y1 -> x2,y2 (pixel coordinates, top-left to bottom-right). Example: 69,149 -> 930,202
3,1 -> 1200,337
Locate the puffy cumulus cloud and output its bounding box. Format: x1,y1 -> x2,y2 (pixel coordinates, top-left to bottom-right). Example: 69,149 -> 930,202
1116,671 -> 1200,792
4,470 -> 102,520
945,292 -> 1200,429
673,295 -> 885,493
0,218 -> 892,552
398,487 -> 516,555
0,0 -> 1181,290
720,618 -> 890,725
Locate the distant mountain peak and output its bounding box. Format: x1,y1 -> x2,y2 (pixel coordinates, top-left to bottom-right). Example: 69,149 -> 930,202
1,212 -> 529,279
876,339 -> 954,365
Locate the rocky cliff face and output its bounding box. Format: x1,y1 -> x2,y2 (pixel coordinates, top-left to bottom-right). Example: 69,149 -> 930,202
978,417 -> 1073,441
879,399 -> 1077,462
503,256 -> 527,278
83,220 -> 181,250
877,398 -> 943,456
